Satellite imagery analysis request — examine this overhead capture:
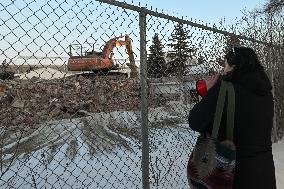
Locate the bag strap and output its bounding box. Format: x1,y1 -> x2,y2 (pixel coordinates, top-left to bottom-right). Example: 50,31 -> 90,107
226,82 -> 235,141
212,81 -> 235,140
212,81 -> 227,138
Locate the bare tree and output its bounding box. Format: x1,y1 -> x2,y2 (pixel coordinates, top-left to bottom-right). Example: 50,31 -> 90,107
264,0 -> 284,14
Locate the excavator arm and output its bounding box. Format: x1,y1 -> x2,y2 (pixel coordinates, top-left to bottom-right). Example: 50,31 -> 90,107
115,35 -> 138,78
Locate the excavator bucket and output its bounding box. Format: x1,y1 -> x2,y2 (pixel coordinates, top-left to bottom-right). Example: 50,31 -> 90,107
124,35 -> 138,78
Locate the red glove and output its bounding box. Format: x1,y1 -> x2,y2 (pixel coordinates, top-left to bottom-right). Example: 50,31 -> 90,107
196,80 -> 207,97
196,74 -> 220,97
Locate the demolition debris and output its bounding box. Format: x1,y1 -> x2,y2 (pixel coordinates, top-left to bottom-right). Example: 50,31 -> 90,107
0,76 -> 142,127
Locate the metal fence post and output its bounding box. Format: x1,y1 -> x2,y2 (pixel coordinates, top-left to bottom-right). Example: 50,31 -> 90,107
139,8 -> 150,189
271,50 -> 278,142
268,45 -> 278,142
272,73 -> 278,142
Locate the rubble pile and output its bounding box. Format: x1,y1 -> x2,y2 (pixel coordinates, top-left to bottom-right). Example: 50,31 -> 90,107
0,76 -> 143,127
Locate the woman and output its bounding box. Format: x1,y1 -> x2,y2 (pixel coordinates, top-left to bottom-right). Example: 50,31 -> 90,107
188,47 -> 276,189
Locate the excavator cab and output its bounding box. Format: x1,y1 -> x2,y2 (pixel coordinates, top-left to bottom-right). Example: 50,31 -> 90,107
84,51 -> 102,57
68,43 -> 100,57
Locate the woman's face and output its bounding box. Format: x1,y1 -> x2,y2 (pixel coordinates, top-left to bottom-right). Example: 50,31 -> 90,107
223,59 -> 235,75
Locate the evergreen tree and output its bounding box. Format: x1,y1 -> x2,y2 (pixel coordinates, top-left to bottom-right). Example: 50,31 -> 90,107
147,33 -> 166,78
167,23 -> 194,76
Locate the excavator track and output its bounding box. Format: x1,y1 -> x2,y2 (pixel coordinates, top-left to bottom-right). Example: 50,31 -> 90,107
69,70 -> 129,80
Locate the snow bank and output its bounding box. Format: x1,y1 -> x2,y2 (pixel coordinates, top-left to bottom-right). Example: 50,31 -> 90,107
0,106 -> 196,189
272,139 -> 284,189
19,68 -> 71,80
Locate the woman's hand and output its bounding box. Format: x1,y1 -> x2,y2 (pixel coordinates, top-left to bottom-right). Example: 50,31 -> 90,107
205,74 -> 220,91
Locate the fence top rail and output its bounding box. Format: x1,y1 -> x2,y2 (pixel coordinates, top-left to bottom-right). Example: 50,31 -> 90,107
96,0 -> 283,49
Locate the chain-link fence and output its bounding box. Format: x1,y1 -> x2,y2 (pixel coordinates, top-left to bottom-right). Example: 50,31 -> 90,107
0,0 -> 283,188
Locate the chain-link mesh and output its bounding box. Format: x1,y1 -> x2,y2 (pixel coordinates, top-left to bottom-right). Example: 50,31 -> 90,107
0,0 -> 283,188
1,1 -> 142,188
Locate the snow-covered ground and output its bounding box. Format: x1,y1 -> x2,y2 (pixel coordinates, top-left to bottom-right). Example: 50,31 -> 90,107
272,138 -> 284,189
0,102 -> 198,189
1,100 -> 283,189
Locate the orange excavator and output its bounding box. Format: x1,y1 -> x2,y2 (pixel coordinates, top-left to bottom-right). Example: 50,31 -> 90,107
67,35 -> 138,78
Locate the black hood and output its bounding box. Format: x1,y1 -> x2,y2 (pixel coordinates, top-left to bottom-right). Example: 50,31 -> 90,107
234,69 -> 272,96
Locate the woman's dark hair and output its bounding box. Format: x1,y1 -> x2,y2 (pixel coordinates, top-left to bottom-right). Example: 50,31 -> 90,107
225,47 -> 263,80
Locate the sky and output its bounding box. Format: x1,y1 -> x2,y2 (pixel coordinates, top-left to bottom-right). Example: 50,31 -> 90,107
122,0 -> 266,25
0,0 -> 268,61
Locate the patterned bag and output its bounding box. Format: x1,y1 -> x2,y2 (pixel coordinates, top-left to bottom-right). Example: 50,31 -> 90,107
187,81 -> 236,189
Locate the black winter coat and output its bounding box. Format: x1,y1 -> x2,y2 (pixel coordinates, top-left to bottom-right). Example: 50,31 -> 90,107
188,70 -> 276,189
